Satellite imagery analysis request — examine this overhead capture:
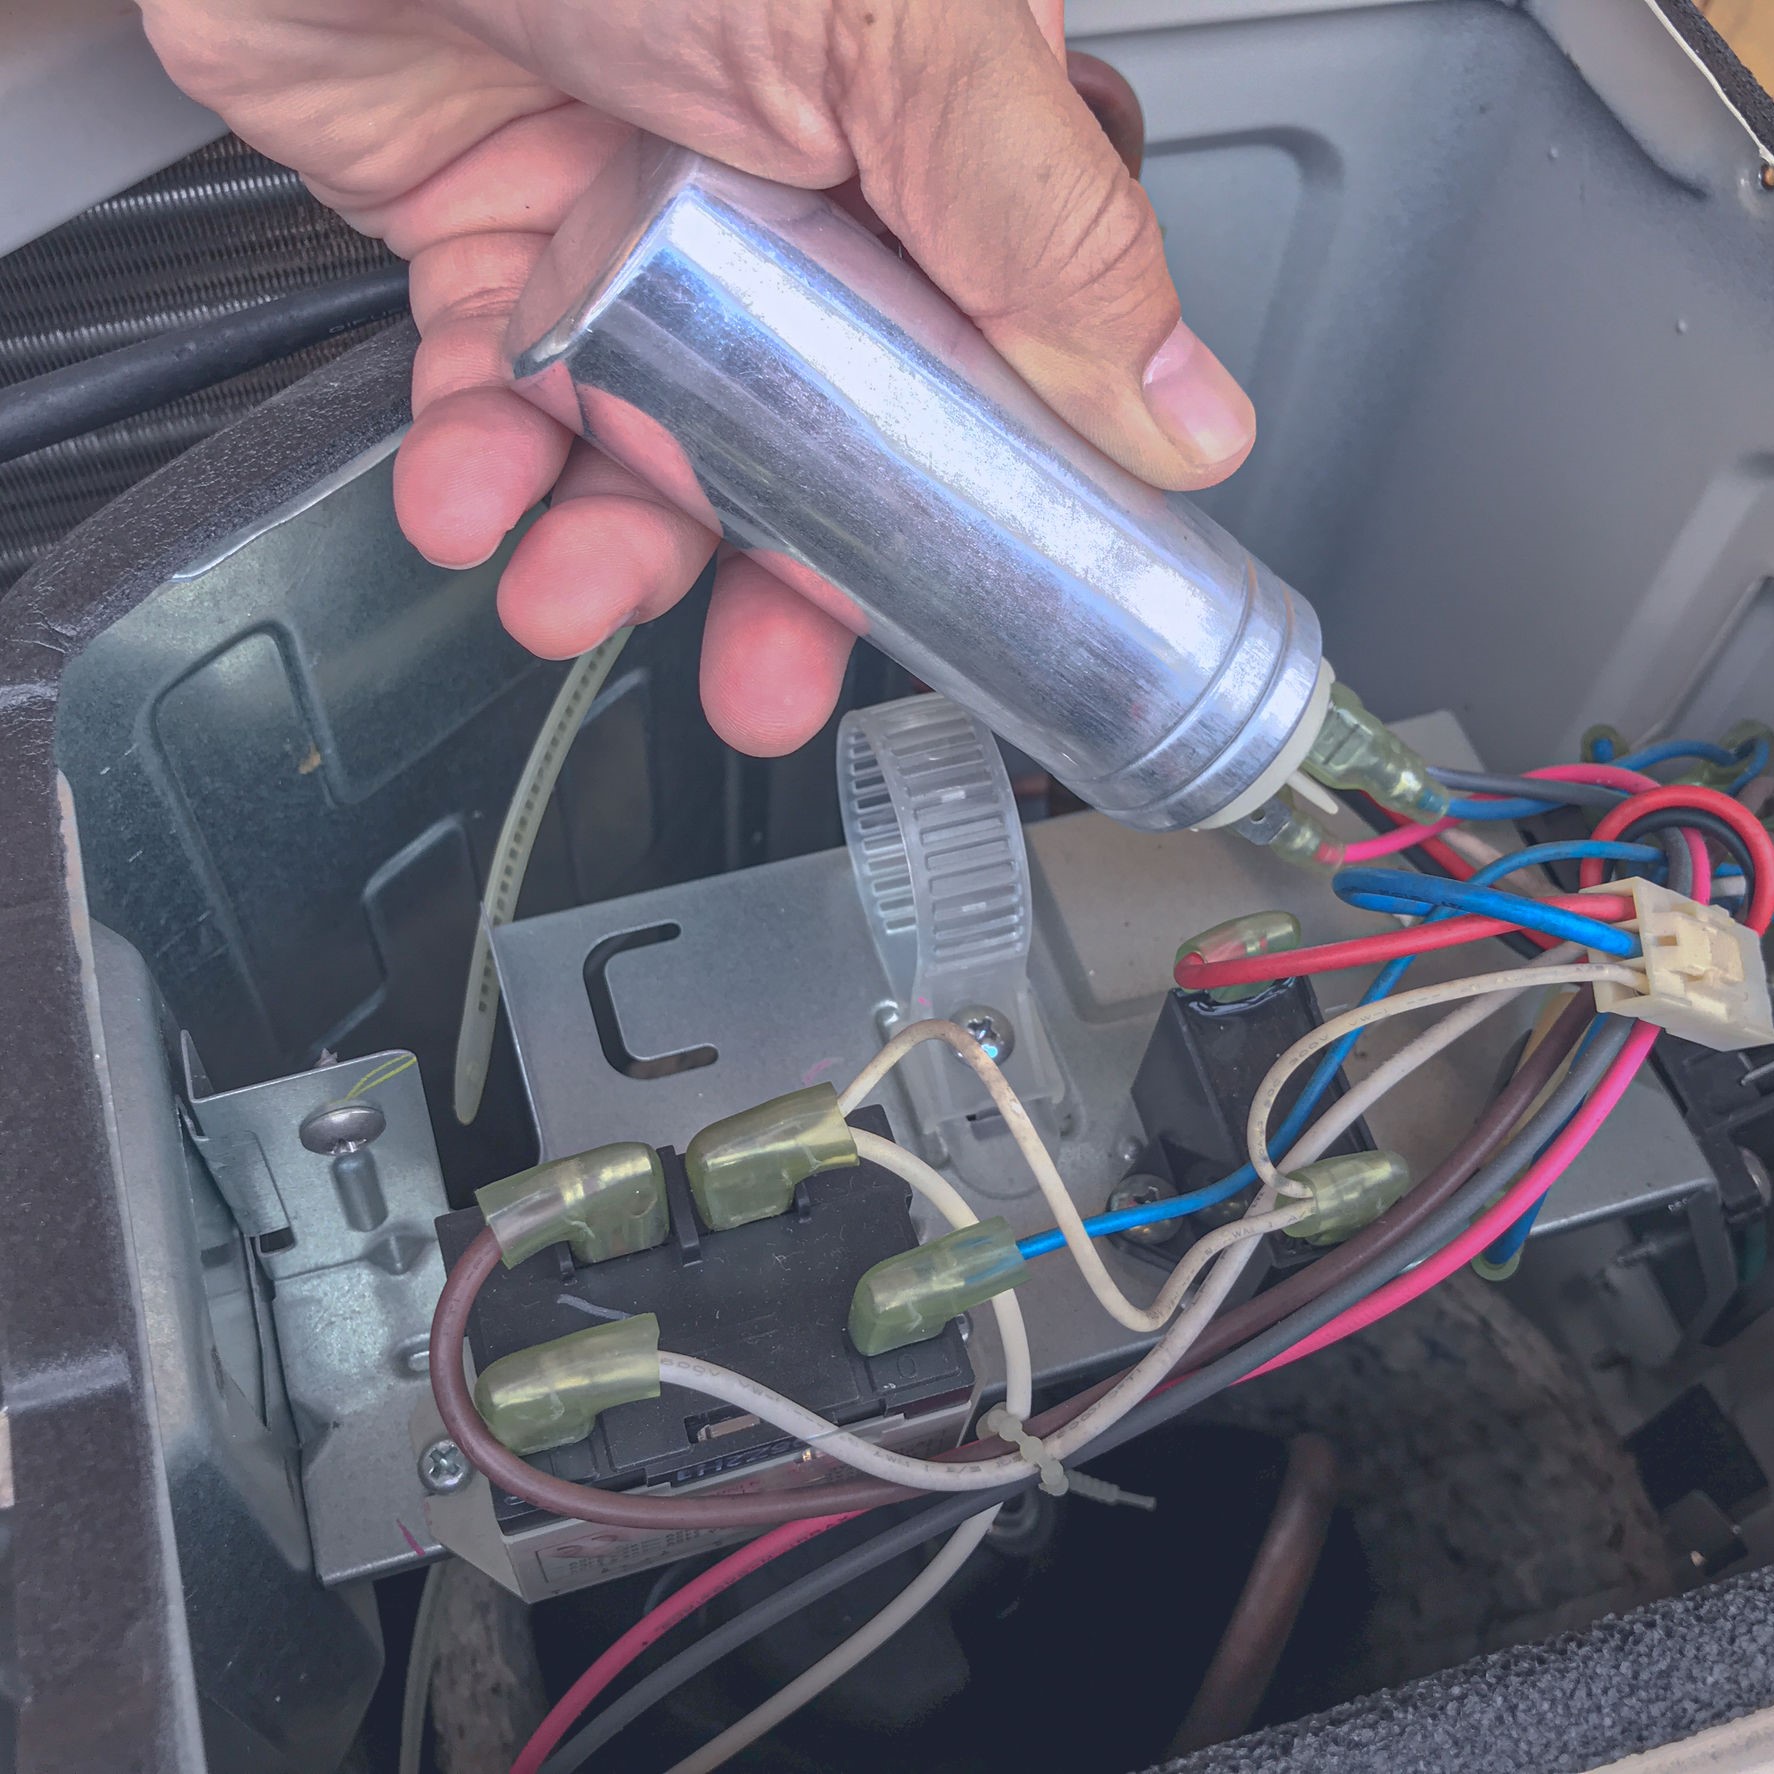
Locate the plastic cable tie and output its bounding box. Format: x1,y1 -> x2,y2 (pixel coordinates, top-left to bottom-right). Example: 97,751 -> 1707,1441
981,1405 -> 1068,1497
1064,1471 -> 1159,1512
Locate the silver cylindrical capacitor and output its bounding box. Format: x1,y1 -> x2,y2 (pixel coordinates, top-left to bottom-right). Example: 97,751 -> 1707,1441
506,136 -> 1328,831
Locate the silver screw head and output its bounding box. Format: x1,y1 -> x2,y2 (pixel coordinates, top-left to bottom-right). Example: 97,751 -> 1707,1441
953,1005 -> 1014,1064
419,1438 -> 472,1494
300,1098 -> 386,1154
1106,1174 -> 1181,1247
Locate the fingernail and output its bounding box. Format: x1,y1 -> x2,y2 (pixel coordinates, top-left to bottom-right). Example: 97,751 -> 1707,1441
1141,323 -> 1256,475
420,542 -> 500,571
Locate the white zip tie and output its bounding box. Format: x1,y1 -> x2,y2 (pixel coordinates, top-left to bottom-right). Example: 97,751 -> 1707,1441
980,1406 -> 1159,1508
981,1405 -> 1068,1497
1066,1471 -> 1159,1512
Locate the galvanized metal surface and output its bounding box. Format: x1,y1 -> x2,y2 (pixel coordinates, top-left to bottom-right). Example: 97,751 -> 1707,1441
411,1385 -> 971,1600
494,708 -> 1722,1397
185,1041 -> 450,1584
91,923 -> 381,1772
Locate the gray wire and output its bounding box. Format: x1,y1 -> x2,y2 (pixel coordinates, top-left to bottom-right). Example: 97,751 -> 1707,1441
538,1017 -> 1634,1774
1428,767 -> 1625,810
1659,829 -> 1694,899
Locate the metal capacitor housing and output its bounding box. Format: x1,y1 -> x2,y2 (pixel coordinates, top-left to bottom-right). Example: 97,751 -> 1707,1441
506,136 -> 1327,831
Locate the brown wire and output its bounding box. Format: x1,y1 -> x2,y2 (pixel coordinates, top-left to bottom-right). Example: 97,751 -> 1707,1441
1167,1433 -> 1340,1756
429,991 -> 1592,1528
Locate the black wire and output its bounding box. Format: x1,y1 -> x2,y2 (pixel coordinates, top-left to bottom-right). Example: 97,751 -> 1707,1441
1428,768 -> 1626,811
1615,808 -> 1759,921
0,266 -> 410,466
1342,791 -> 1541,960
538,1018 -> 1634,1774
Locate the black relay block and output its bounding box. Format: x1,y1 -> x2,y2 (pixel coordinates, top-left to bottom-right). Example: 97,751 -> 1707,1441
435,1107 -> 973,1531
1652,1036 -> 1774,1228
1126,978 -> 1374,1276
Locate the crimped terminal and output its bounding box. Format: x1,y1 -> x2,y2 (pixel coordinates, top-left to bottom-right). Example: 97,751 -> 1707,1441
848,1217 -> 1026,1356
476,1142 -> 668,1268
1303,681 -> 1449,822
1581,877 -> 1774,1051
473,1313 -> 661,1455
685,1083 -> 858,1231
1287,1150 -> 1412,1246
1177,911 -> 1303,1004
1699,721 -> 1773,790
1232,790 -> 1344,872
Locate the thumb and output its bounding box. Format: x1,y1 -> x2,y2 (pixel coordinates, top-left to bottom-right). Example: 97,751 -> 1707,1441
834,3 -> 1252,491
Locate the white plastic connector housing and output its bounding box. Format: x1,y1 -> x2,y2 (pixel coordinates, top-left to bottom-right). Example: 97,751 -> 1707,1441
1581,877 -> 1774,1051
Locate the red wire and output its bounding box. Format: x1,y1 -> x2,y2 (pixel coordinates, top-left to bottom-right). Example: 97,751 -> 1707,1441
1582,783 -> 1774,929
1174,892 -> 1637,990
1227,786 -> 1763,1383
514,780 -> 1770,1774
1364,798 -> 1563,948
509,1512 -> 857,1774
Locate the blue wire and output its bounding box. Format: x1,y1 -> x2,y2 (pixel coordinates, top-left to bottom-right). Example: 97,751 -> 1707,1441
1451,736 -> 1767,816
1480,1192 -> 1546,1268
1021,841 -> 1654,1257
1613,738 -> 1738,771
1332,867 -> 1640,957
1444,793 -> 1579,823
1016,956 -> 1415,1259
1478,1016 -> 1610,1268
1456,838 -> 1663,888
1726,735 -> 1771,796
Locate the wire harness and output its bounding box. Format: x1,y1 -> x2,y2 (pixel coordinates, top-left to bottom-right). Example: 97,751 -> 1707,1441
461,725 -> 1774,1774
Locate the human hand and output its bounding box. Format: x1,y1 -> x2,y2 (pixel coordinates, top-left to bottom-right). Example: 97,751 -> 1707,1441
139,0 -> 1256,755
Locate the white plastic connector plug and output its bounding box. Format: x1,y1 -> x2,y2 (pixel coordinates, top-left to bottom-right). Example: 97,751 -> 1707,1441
1581,877 -> 1774,1051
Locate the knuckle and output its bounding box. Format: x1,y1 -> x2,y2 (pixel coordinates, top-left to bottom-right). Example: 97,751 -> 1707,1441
1031,175 -> 1171,333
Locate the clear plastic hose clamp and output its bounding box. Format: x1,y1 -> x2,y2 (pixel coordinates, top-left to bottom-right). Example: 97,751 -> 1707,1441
838,694 -> 1062,1139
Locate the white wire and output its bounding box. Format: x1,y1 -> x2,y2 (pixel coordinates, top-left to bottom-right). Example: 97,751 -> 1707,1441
659,1186 -> 1308,1493
660,966 -> 1627,1774
398,1561 -> 447,1774
849,1128 -> 984,1244
1244,963 -> 1639,1193
651,1126 -> 1043,1774
1283,943 -> 1584,1174
1123,1201 -> 1313,1331
851,1128 -> 1032,1420
452,630 -> 631,1125
839,1020 -> 1192,1336
658,1097 -> 1315,1774
657,1351 -> 1030,1492
1001,961 -> 1583,1467
1038,1181 -> 1290,1465
662,1507 -> 1000,1774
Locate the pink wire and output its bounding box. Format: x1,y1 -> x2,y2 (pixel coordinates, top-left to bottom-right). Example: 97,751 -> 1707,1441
1244,1020 -> 1662,1380
509,763 -> 1726,1774
509,1511 -> 857,1774
1240,782 -> 1717,1377
1360,762 -> 1707,882
1341,819 -> 1458,862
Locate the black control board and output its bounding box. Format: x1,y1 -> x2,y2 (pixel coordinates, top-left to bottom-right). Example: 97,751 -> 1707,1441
436,1107 -> 973,1530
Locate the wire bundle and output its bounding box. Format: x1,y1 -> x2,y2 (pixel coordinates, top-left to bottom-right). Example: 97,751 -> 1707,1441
429,737 -> 1774,1774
